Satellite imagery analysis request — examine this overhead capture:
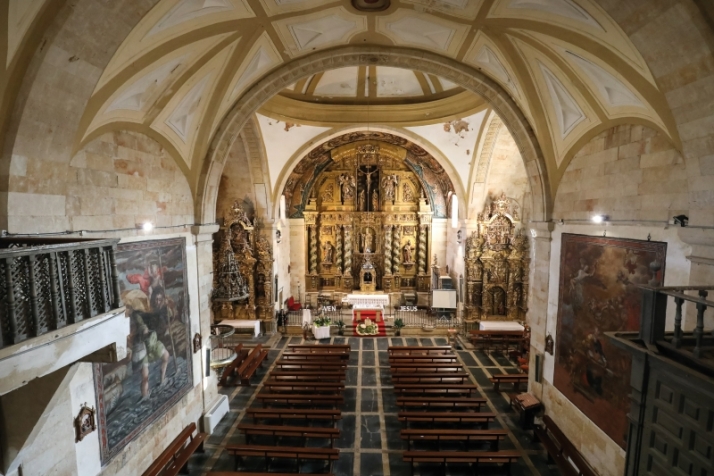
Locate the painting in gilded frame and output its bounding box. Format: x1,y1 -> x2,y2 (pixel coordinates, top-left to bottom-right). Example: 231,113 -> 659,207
93,238 -> 192,463
554,234 -> 666,448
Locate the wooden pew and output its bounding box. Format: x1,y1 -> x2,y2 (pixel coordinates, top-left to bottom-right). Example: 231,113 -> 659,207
402,450 -> 521,476
388,346 -> 453,355
269,370 -> 346,381
398,411 -> 497,428
389,355 -> 459,363
238,344 -> 269,386
490,373 -> 528,392
262,381 -> 345,394
400,428 -> 508,451
218,344 -> 249,386
274,360 -> 347,370
396,396 -> 487,411
470,330 -> 525,353
255,393 -> 344,408
237,424 -> 340,448
393,384 -> 478,396
281,352 -> 349,361
534,415 -> 598,476
391,363 -> 464,373
391,373 -> 470,384
141,422 -> 206,476
288,344 -> 350,351
226,445 -> 339,473
246,408 -> 342,424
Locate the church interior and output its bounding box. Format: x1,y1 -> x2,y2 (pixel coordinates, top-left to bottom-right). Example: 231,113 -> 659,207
0,0 -> 713,475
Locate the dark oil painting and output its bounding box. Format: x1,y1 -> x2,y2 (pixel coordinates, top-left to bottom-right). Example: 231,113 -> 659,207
94,238 -> 192,463
554,234 -> 666,448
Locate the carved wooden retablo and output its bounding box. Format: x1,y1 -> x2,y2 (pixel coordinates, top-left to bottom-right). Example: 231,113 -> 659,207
464,192 -> 529,321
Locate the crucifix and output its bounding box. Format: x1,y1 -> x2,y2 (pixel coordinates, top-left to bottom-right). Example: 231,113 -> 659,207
358,165 -> 379,211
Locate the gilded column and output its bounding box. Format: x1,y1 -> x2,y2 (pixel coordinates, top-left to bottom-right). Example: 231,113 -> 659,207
383,224 -> 392,275
418,225 -> 428,274
335,225 -> 343,274
308,225 -> 317,274
343,225 -> 352,276
392,225 -> 401,273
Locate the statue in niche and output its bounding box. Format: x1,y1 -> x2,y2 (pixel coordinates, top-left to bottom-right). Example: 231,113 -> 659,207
372,189 -> 379,211
358,190 -> 366,211
321,183 -> 334,202
322,242 -> 333,263
403,240 -> 414,263
403,183 -> 414,202
493,287 -> 506,315
338,173 -> 355,203
361,228 -> 374,253
381,174 -> 399,202
231,201 -> 252,228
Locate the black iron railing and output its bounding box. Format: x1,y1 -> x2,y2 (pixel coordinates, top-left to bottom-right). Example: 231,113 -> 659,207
0,238 -> 122,348
639,285 -> 714,376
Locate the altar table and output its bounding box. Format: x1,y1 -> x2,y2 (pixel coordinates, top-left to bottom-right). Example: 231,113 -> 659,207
353,304 -> 383,323
342,294 -> 389,307
479,321 -> 525,332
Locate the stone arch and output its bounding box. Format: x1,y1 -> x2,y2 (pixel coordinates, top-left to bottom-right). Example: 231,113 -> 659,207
197,46 -> 550,225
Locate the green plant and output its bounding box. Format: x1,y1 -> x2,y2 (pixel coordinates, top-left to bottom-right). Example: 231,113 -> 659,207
336,319 -> 345,329
313,315 -> 332,327
393,318 -> 405,329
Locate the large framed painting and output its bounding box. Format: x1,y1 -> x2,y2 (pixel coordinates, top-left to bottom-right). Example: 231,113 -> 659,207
93,238 -> 193,463
554,234 -> 666,448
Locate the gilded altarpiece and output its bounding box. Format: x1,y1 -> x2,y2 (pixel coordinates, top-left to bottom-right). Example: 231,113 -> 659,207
464,193 -> 529,321
299,141 -> 435,293
212,202 -> 274,321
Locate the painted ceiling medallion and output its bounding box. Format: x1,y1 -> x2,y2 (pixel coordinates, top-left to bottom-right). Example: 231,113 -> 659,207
351,0 -> 391,12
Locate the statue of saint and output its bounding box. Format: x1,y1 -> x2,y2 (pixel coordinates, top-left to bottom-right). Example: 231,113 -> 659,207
403,240 -> 413,263
403,183 -> 414,202
361,228 -> 373,253
358,190 -> 366,211
371,189 -> 379,211
322,242 -> 333,263
338,173 -> 355,203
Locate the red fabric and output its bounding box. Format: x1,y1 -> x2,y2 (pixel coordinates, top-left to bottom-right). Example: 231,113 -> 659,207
287,296 -> 301,311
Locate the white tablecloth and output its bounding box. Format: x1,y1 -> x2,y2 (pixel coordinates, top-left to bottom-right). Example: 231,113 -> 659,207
313,325 -> 331,339
221,319 -> 261,337
302,309 -> 312,326
479,321 -> 525,331
342,294 -> 389,306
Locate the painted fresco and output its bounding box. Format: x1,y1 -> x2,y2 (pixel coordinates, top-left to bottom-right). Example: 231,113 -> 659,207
94,238 -> 192,463
554,234 -> 666,448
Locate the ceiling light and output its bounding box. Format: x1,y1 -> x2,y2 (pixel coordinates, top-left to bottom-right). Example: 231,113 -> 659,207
142,221 -> 154,232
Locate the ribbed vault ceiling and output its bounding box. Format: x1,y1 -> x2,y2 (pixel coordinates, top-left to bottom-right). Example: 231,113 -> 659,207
10,0 -> 678,202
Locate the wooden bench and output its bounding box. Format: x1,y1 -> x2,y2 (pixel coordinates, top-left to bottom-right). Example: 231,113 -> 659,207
394,384 -> 478,396
262,381 -> 345,394
269,370 -> 345,381
391,363 -> 464,373
470,330 -> 525,353
490,373 -> 528,392
219,344 -> 249,386
396,396 -> 487,411
398,411 -> 496,428
141,422 -> 207,476
226,445 -> 339,473
389,355 -> 459,363
246,408 -> 342,424
391,373 -> 471,384
281,352 -> 349,360
274,360 -> 347,370
237,424 -> 340,448
237,344 -> 269,386
388,346 -> 453,355
534,415 -> 598,476
255,393 -> 344,408
400,428 -> 508,451
288,344 -> 350,351
402,450 -> 521,476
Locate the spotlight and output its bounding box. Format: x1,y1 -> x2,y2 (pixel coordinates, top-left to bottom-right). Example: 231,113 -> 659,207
673,215 -> 688,227
591,214 -> 609,223
142,221 -> 154,232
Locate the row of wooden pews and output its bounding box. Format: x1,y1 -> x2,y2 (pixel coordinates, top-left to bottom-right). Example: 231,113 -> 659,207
388,345 -> 521,475
212,344 -> 350,476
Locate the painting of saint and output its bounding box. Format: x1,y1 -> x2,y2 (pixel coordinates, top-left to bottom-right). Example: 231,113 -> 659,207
554,234 -> 666,449
94,238 -> 192,463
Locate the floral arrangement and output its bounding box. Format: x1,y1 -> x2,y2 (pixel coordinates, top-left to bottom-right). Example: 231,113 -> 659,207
313,315 -> 332,327
356,318 -> 378,336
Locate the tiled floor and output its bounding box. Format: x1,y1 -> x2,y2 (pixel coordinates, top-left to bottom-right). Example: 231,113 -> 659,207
189,336 -> 561,475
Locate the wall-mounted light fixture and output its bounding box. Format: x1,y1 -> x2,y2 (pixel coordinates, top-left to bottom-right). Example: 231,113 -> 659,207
673,215 -> 688,227
140,221 -> 153,232
591,214 -> 609,224
456,230 -> 462,244
276,230 -> 282,244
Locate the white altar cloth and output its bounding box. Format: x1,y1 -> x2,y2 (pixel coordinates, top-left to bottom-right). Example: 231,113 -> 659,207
342,294 -> 389,306
221,319 -> 261,337
479,321 -> 525,331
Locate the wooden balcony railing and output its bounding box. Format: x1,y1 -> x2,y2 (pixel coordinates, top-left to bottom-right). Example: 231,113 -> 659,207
638,284 -> 714,377
0,237 -> 122,348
